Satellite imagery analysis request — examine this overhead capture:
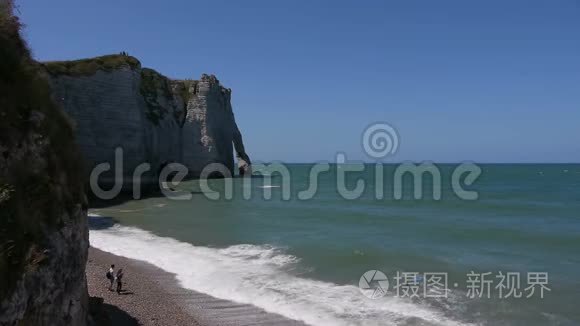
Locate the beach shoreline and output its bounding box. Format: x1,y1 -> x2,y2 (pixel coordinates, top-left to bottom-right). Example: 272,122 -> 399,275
87,247 -> 304,326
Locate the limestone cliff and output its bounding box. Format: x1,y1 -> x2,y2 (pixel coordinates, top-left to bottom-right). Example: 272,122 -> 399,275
0,2 -> 88,324
180,74 -> 252,176
44,56 -> 252,191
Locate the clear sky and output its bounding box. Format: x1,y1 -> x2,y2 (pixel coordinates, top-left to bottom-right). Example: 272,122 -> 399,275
17,0 -> 580,163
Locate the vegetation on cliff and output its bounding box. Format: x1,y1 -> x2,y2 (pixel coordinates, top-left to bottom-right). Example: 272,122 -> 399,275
140,68 -> 194,126
140,68 -> 172,125
42,54 -> 141,76
173,79 -> 198,106
171,79 -> 197,126
0,1 -> 85,301
42,53 -> 205,128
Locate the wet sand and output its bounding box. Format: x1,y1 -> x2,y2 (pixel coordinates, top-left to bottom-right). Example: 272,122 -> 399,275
87,247 -> 305,326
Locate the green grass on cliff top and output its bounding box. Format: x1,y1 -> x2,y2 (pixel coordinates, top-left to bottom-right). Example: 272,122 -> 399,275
42,54 -> 141,76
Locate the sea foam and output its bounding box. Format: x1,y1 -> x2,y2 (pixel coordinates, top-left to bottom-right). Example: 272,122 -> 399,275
89,216 -> 469,326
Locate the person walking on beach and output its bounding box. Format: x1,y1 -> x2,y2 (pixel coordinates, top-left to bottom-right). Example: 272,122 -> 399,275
106,264 -> 115,291
116,268 -> 124,294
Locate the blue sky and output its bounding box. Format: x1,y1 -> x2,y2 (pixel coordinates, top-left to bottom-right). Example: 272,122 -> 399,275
18,0 -> 580,163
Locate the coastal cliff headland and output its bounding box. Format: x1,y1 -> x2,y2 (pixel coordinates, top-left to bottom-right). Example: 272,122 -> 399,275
43,54 -> 252,192
0,1 -> 252,324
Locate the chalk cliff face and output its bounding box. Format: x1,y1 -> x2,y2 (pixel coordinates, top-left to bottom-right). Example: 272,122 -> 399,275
181,74 -> 252,176
46,58 -> 251,190
0,2 -> 88,324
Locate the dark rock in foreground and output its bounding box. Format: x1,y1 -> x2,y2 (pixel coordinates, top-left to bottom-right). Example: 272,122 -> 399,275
0,2 -> 88,324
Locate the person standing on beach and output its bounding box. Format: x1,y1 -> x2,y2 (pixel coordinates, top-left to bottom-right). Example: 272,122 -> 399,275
116,268 -> 124,293
106,264 -> 115,291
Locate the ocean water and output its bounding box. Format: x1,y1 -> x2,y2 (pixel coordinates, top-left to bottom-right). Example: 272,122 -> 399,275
89,164 -> 580,326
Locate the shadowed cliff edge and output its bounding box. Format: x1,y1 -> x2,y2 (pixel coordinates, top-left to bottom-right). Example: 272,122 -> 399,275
0,1 -> 89,324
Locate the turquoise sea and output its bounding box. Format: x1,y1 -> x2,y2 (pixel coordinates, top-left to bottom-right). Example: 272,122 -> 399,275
90,164 -> 580,326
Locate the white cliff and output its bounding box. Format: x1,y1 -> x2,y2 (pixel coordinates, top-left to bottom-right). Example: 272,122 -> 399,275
45,55 -> 251,190
181,74 -> 252,176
